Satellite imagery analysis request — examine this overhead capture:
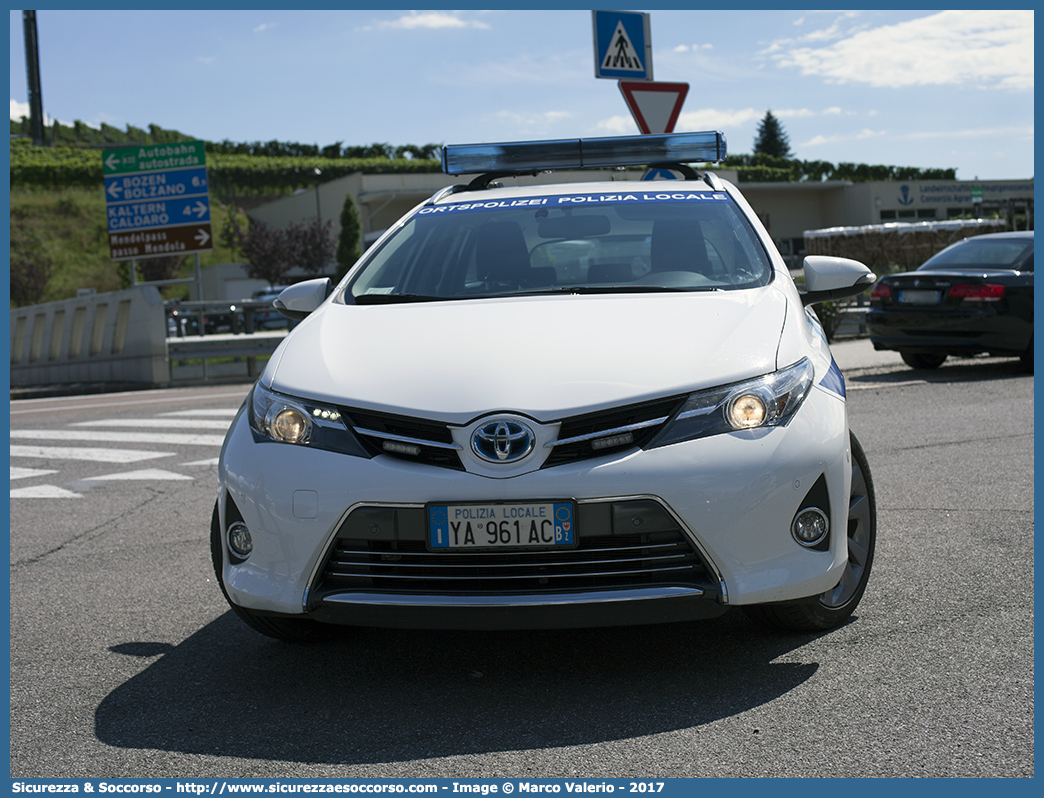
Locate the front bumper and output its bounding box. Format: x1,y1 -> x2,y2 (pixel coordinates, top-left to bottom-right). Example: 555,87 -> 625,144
217,384 -> 851,628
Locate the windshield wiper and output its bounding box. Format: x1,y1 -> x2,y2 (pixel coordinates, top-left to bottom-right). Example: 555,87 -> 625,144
354,293 -> 453,305
514,285 -> 693,296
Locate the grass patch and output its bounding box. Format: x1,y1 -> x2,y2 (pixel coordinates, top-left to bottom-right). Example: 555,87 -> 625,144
10,186 -> 249,306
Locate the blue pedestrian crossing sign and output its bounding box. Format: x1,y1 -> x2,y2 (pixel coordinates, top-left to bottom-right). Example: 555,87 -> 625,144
592,11 -> 652,80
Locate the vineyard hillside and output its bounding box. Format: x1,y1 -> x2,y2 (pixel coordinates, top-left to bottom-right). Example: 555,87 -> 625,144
10,186 -> 248,305
9,131 -> 959,307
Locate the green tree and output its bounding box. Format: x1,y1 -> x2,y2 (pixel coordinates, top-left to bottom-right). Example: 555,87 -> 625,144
753,111 -> 792,159
336,192 -> 362,279
10,225 -> 55,307
286,217 -> 336,277
138,254 -> 187,283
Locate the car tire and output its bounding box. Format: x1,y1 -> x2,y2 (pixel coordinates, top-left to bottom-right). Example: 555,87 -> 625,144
1020,339 -> 1033,373
900,351 -> 947,370
744,432 -> 877,632
210,503 -> 338,643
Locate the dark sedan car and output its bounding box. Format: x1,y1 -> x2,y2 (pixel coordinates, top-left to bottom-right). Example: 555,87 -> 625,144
867,231 -> 1033,370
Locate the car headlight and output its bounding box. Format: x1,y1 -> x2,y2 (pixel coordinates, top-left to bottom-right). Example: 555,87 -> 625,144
248,382 -> 369,457
647,357 -> 815,449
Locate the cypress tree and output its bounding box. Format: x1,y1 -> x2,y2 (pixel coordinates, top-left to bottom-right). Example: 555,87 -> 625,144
753,111 -> 792,159
336,192 -> 362,279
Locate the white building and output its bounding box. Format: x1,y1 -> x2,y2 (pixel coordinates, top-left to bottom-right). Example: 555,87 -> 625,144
246,169 -> 1033,270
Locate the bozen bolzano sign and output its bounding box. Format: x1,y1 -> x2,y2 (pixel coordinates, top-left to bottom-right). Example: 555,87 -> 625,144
103,140 -> 213,261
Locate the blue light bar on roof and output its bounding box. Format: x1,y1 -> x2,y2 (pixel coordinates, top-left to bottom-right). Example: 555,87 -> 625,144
441,131 -> 727,176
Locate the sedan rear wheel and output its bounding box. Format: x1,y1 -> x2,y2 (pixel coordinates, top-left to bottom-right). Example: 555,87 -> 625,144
900,350 -> 947,370
1020,339 -> 1033,373
744,432 -> 877,632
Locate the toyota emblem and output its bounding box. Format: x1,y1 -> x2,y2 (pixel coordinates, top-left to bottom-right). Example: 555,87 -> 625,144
471,419 -> 535,464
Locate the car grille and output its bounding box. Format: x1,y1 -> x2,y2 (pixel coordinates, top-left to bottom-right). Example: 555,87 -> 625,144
339,394 -> 685,472
311,503 -> 715,599
541,394 -> 684,468
341,407 -> 466,471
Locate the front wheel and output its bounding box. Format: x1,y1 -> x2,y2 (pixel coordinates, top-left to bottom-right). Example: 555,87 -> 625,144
744,432 -> 877,632
210,503 -> 338,643
901,350 -> 946,370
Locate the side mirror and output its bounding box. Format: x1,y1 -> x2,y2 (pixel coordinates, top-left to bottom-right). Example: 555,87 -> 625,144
800,255 -> 876,306
274,278 -> 333,320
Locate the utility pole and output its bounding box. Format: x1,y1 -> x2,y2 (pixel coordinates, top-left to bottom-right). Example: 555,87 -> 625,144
23,11 -> 46,146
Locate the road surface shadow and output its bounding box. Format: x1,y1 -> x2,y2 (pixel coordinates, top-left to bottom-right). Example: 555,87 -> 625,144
96,610 -> 829,764
846,354 -> 1028,386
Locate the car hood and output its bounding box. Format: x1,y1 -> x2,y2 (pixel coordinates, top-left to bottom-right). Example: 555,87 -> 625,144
266,287 -> 789,423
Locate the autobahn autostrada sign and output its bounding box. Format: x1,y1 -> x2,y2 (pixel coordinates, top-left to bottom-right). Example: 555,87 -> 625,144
102,140 -> 213,261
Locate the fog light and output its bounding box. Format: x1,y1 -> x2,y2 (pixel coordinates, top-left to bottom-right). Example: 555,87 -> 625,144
227,522 -> 253,557
792,507 -> 829,547
591,432 -> 634,450
383,440 -> 421,456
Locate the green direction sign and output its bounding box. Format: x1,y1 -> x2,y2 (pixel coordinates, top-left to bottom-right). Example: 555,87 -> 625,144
971,186 -> 984,202
102,140 -> 207,175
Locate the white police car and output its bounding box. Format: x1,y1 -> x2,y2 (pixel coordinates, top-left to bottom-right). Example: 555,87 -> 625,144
213,132 -> 878,641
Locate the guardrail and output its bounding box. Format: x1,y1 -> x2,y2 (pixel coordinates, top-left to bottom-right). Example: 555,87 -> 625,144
163,299 -> 290,384
167,331 -> 286,383
164,299 -> 293,336
11,290 -> 870,393
10,288 -> 291,391
11,286 -> 169,388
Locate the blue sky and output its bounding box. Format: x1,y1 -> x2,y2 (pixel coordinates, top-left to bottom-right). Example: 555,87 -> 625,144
9,9 -> 1035,180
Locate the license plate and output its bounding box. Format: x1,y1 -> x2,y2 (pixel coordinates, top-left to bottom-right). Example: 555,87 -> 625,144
427,501 -> 576,550
898,289 -> 942,305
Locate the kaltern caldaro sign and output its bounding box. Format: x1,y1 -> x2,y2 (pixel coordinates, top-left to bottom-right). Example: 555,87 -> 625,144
103,141 -> 213,261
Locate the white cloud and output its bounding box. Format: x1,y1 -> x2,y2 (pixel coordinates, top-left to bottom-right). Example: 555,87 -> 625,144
773,10 -> 1033,91
379,12 -> 489,30
892,125 -> 1033,142
495,110 -> 571,126
593,115 -> 638,135
672,43 -> 713,55
253,23 -> 273,33
676,107 -> 765,131
491,109 -> 573,136
801,129 -> 887,148
800,124 -> 1033,151
10,99 -> 76,127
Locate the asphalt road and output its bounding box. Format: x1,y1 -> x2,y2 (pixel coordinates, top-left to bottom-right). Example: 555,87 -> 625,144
8,346 -> 1034,778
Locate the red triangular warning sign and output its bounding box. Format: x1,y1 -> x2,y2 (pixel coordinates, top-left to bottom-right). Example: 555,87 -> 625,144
618,81 -> 689,135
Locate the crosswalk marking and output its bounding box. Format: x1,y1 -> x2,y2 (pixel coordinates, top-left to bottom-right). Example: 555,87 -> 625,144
160,409 -> 240,417
71,418 -> 232,430
84,468 -> 194,482
11,484 -> 83,499
183,457 -> 220,467
11,430 -> 228,446
11,406 -> 239,499
10,445 -> 173,463
11,467 -> 59,480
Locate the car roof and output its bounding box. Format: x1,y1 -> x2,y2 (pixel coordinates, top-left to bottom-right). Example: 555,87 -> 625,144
961,231 -> 1034,241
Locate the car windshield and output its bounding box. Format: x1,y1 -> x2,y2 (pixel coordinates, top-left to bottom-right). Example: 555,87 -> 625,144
920,237 -> 1033,271
344,190 -> 773,303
